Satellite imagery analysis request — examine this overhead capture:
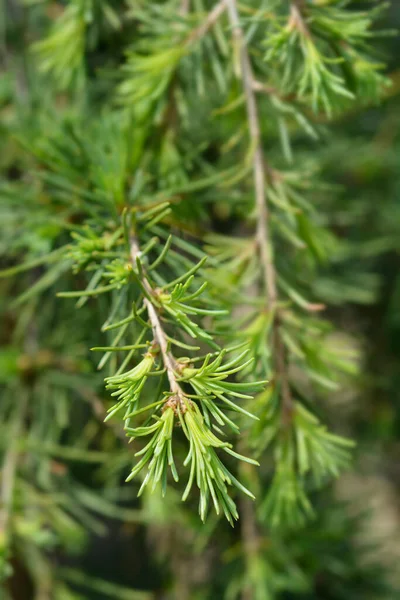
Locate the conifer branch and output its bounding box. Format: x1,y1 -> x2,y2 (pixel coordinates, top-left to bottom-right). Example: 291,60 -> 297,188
129,237 -> 185,411
226,0 -> 293,423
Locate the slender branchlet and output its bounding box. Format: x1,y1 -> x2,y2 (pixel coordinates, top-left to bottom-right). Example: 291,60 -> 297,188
130,236 -> 186,412
185,0 -> 227,45
225,0 -> 288,576
226,0 -> 293,423
289,1 -> 309,38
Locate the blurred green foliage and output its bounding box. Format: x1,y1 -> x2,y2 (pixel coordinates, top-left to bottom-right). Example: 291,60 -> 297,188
1,1 -> 400,599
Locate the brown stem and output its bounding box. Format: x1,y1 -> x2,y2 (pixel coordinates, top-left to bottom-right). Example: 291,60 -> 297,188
226,0 -> 276,304
252,79 -> 297,105
130,237 -> 186,410
185,0 -> 227,45
225,4 -> 294,587
289,1 -> 309,37
226,0 -> 293,422
129,0 -> 225,413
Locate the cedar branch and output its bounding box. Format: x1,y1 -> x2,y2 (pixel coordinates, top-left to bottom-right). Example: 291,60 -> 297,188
130,238 -> 185,410
226,0 -> 293,423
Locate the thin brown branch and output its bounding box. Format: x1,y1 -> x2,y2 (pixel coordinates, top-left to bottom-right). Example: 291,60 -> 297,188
185,0 -> 227,45
129,4 -> 225,415
289,1 -> 309,37
226,0 -> 293,423
252,79 -> 296,104
130,237 -> 186,411
226,0 -> 276,305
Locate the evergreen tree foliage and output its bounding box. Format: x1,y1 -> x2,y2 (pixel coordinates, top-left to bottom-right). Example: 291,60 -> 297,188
1,0 -> 400,598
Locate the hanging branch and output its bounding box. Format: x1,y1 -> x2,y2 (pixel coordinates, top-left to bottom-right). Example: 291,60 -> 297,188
117,225 -> 263,524
226,0 -> 293,423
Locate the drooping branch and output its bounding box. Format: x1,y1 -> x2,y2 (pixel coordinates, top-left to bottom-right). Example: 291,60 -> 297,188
226,0 -> 293,422
224,3 -> 294,585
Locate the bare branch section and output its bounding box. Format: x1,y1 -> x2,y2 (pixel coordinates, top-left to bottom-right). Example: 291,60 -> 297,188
186,0 -> 227,45
226,0 -> 276,303
226,0 -> 293,423
289,1 -> 309,37
130,238 -> 186,411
